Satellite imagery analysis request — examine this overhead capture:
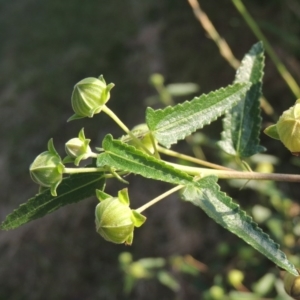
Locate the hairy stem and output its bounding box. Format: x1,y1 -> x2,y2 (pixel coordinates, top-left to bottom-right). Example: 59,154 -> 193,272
135,185 -> 183,213
187,0 -> 275,118
158,145 -> 234,171
187,0 -> 240,69
64,167 -> 106,174
64,168 -> 130,181
167,162 -> 300,182
101,105 -> 152,155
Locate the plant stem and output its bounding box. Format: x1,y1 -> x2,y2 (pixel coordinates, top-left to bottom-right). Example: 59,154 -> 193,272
150,74 -> 174,106
187,0 -> 276,119
64,167 -> 130,182
64,167 -> 105,174
104,171 -> 129,179
231,0 -> 300,98
135,185 -> 184,213
187,0 -> 240,69
167,162 -> 300,182
101,105 -> 152,155
102,105 -> 131,134
158,145 -> 234,171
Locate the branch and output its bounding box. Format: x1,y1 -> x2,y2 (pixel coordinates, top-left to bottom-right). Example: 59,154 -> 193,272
187,0 -> 275,118
167,162 -> 300,182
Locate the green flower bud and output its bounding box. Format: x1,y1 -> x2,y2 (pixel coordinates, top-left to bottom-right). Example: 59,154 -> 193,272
64,128 -> 92,166
68,75 -> 114,121
29,139 -> 64,196
283,270 -> 300,299
277,103 -> 300,155
227,269 -> 244,289
65,137 -> 91,158
95,189 -> 146,245
122,124 -> 158,155
149,73 -> 164,87
264,101 -> 300,156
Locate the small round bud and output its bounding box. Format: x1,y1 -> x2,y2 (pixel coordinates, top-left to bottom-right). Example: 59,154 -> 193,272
95,189 -> 146,245
208,286 -> 225,299
65,137 -> 91,158
131,124 -> 157,154
122,124 -> 158,155
227,269 -> 244,289
149,73 -> 164,87
29,139 -> 64,196
96,197 -> 134,244
276,103 -> 300,155
283,270 -> 300,299
30,152 -> 62,186
68,75 -> 114,121
264,101 -> 300,156
64,128 -> 92,165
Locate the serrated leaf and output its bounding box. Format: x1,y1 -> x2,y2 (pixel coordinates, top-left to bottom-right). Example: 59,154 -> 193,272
1,173 -> 105,230
219,42 -> 266,157
181,176 -> 298,276
97,135 -> 193,185
146,82 -> 251,148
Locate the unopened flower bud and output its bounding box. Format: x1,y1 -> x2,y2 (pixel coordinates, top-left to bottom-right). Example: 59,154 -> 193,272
264,101 -> 300,156
95,189 -> 146,245
65,137 -> 90,158
68,75 -> 114,121
283,270 -> 300,299
149,73 -> 164,87
29,139 -> 64,196
64,128 -> 92,166
122,124 -> 158,155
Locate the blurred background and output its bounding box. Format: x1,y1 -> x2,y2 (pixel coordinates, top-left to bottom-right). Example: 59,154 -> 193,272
1,0 -> 300,299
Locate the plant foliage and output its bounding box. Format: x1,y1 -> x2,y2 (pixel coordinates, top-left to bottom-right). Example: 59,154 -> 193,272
1,42 -> 299,279
219,42 -> 266,157
181,176 -> 297,275
146,82 -> 250,148
1,173 -> 105,230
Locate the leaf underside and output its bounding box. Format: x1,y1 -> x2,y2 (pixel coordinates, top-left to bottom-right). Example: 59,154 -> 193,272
97,134 -> 194,186
146,82 -> 251,148
181,176 -> 298,276
1,173 -> 105,230
219,41 -> 266,157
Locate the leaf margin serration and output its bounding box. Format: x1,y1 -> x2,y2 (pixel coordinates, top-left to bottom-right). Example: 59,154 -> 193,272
97,134 -> 194,186
219,41 -> 266,157
146,82 -> 251,148
181,175 -> 298,276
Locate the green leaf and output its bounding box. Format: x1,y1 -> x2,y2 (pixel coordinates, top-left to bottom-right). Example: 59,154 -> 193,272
1,173 -> 105,230
181,176 -> 298,276
146,82 -> 251,148
97,135 -> 193,185
219,42 -> 266,157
